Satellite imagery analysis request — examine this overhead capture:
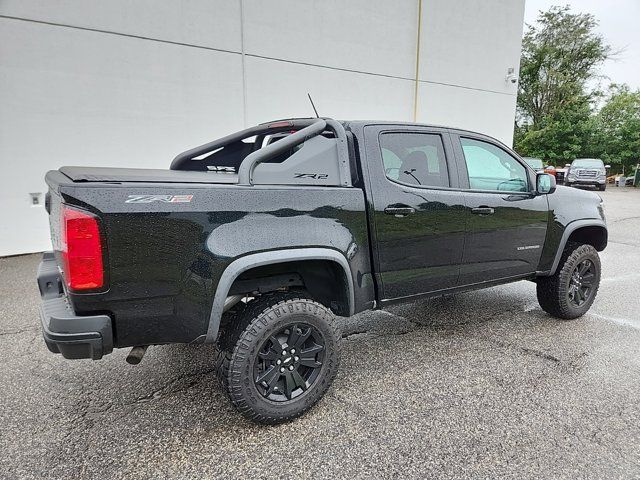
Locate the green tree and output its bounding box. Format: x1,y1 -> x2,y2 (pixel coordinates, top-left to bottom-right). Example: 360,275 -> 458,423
595,85 -> 640,174
515,5 -> 611,163
515,96 -> 595,164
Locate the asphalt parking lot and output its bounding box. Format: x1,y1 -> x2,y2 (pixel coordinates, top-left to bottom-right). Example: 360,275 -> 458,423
1,187 -> 640,479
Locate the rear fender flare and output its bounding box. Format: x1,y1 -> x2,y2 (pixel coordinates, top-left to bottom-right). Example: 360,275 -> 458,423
204,248 -> 354,343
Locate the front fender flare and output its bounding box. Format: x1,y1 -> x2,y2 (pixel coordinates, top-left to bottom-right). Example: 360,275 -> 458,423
203,248 -> 354,343
546,219 -> 607,275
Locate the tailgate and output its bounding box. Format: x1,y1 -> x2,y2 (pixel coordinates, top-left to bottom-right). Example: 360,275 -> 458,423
44,171 -> 67,265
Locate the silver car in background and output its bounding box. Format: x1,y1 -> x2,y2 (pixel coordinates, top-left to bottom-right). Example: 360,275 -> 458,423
565,158 -> 609,191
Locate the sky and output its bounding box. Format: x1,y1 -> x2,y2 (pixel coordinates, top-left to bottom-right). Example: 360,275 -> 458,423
524,0 -> 640,90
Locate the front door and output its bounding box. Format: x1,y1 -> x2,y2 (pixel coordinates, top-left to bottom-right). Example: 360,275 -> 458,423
364,125 -> 466,300
450,133 -> 549,285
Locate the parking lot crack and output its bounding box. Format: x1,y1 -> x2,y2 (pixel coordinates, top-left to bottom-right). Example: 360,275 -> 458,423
0,326 -> 39,336
566,352 -> 589,371
518,345 -> 561,363
486,338 -> 561,363
342,327 -> 416,341
126,367 -> 216,405
342,329 -> 370,340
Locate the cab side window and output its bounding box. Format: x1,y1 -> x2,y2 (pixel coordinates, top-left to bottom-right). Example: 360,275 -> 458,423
380,133 -> 449,188
460,137 -> 529,192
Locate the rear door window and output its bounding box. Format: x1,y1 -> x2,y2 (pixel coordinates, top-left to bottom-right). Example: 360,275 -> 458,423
379,133 -> 449,188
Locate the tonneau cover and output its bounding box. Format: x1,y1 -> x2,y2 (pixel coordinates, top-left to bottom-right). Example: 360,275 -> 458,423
59,166 -> 238,184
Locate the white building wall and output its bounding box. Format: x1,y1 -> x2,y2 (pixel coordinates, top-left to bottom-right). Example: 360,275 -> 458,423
0,0 -> 525,256
416,0 -> 525,142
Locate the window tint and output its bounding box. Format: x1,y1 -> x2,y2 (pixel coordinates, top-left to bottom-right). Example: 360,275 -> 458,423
380,133 -> 449,187
460,137 -> 529,192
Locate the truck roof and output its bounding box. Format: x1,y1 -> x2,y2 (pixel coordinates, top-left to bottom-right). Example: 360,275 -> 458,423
266,117 -> 473,133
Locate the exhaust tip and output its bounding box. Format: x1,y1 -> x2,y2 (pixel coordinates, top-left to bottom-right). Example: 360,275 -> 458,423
126,345 -> 148,365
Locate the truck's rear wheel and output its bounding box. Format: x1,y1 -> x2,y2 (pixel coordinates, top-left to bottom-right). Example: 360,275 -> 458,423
536,242 -> 601,319
217,292 -> 340,424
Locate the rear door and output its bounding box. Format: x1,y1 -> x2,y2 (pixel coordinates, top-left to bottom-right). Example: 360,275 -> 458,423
450,132 -> 549,284
363,125 -> 466,300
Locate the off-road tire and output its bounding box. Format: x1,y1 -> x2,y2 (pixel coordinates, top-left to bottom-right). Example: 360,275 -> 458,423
216,291 -> 340,424
536,242 -> 601,319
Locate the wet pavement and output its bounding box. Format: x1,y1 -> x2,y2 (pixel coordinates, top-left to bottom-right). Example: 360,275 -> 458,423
1,187 -> 639,479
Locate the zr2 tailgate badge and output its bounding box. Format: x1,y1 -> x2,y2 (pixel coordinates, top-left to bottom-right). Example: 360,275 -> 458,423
125,194 -> 193,204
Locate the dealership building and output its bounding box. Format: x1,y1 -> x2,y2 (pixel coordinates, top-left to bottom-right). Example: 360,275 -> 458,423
0,0 -> 525,256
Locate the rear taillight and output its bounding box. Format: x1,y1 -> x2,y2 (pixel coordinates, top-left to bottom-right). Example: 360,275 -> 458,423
61,205 -> 104,290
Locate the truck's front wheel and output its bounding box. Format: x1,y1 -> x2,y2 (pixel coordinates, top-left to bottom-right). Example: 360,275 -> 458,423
217,292 -> 340,424
536,242 -> 601,319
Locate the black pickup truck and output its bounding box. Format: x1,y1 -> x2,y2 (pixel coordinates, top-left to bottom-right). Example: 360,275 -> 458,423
38,118 -> 607,423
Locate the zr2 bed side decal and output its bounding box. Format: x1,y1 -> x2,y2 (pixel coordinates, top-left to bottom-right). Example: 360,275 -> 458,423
125,195 -> 193,204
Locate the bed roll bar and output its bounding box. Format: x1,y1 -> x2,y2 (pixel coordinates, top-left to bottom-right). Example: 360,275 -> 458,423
237,120 -> 326,185
170,118 -> 351,187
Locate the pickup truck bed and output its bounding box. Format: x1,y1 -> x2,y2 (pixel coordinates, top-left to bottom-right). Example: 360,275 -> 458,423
44,172 -> 371,350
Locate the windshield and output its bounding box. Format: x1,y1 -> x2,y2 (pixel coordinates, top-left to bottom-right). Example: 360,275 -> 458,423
523,157 -> 543,169
572,159 -> 604,168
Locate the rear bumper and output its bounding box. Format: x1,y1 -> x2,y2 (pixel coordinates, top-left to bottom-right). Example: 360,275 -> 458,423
37,252 -> 113,360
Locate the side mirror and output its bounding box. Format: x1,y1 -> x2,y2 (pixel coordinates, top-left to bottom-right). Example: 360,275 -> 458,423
537,172 -> 556,195
565,164 -> 571,168
605,164 -> 611,169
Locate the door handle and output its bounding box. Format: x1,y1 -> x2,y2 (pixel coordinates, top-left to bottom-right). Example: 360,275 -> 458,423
471,206 -> 495,215
384,206 -> 416,217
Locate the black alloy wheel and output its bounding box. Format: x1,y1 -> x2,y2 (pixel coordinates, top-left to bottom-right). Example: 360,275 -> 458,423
254,323 -> 325,401
536,242 -> 601,320
568,259 -> 596,307
216,291 -> 340,424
